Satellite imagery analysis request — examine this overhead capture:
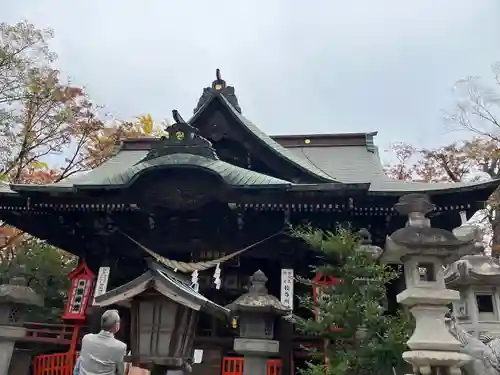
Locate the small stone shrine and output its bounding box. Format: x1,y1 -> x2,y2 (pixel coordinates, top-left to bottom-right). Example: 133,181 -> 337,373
0,272 -> 43,375
381,193 -> 482,375
93,259 -> 228,374
226,270 -> 290,375
445,254 -> 500,337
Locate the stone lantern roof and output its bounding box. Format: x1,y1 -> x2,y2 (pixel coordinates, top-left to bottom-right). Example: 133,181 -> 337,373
381,194 -> 480,264
444,254 -> 500,287
0,275 -> 43,307
226,270 -> 290,316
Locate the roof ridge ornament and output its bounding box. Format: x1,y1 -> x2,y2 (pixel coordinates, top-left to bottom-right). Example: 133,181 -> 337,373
213,68 -> 226,91
193,69 -> 242,114
142,110 -> 219,162
172,109 -> 186,124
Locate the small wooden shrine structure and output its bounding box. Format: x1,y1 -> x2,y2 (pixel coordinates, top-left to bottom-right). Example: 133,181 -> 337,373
94,260 -> 228,373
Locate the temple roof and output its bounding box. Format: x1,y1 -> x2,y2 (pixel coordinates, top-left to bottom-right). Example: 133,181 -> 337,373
4,131 -> 499,198
11,153 -> 290,193
10,115 -> 291,194
191,86 -> 335,182
188,69 -> 335,182
1,71 -> 499,199
188,70 -> 499,195
272,133 -> 500,194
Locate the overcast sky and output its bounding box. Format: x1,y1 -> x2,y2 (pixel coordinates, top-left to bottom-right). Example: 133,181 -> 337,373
4,0 -> 500,157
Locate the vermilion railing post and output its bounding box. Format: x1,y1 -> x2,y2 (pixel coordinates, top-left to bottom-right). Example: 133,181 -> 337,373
222,357 -> 282,375
33,351 -> 80,375
267,359 -> 282,375
68,322 -> 81,373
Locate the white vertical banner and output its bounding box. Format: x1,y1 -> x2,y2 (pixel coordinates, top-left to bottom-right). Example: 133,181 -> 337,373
93,266 -> 111,304
280,268 -> 294,311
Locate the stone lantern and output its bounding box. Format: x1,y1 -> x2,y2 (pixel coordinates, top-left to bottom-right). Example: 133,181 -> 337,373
381,194 -> 480,375
356,228 -> 383,259
94,260 -> 228,374
226,270 -> 290,375
444,254 -> 500,337
0,273 -> 43,375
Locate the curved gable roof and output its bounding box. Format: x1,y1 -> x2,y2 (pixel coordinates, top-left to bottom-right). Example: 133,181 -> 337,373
189,92 -> 336,183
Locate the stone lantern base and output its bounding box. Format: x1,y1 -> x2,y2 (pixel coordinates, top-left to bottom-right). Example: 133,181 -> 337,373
234,338 -> 279,375
233,338 -> 279,355
403,351 -> 471,375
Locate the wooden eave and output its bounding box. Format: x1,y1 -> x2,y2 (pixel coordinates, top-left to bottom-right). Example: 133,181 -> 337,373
0,181 -> 489,216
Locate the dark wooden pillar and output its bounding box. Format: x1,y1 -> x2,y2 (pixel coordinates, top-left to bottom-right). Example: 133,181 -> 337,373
192,348 -> 223,375
278,317 -> 294,375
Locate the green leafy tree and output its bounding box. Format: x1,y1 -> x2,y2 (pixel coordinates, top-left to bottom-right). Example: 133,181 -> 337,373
293,226 -> 412,375
0,238 -> 77,322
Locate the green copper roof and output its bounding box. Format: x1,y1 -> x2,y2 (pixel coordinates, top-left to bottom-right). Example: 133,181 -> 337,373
93,153 -> 291,189
10,151 -> 291,193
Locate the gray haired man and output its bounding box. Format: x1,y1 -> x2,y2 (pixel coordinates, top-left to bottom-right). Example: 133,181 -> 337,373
75,309 -> 127,375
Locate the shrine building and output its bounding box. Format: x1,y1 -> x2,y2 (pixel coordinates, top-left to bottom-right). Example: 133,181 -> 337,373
0,70 -> 497,375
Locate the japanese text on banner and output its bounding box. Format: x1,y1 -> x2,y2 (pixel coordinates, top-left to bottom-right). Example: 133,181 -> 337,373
280,268 -> 294,311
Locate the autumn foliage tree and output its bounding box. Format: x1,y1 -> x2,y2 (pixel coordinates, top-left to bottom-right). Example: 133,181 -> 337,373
0,21 -> 167,321
384,63 -> 500,253
0,21 -> 104,183
384,137 -> 500,183
86,113 -> 167,168
385,62 -> 500,184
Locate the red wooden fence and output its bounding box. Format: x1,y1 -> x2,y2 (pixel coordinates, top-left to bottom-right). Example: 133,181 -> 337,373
34,354 -> 281,375
33,352 -> 78,375
221,357 -> 281,375
267,359 -> 282,375
24,322 -> 75,345
221,357 -> 243,375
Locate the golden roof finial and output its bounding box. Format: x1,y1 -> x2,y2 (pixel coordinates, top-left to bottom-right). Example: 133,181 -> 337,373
213,68 -> 226,91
